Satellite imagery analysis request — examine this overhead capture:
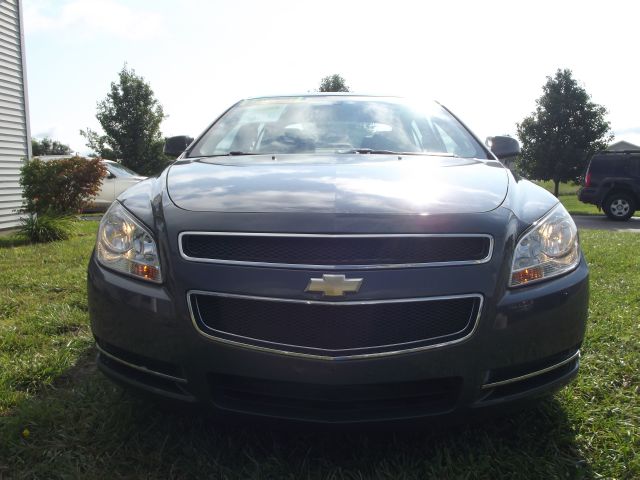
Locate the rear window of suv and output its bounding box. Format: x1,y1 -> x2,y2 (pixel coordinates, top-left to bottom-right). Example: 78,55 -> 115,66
591,155 -> 626,176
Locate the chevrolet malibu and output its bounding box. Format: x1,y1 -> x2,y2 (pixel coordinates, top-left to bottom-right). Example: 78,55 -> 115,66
88,95 -> 588,423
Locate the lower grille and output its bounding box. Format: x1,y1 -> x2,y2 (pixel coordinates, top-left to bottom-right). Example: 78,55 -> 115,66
209,374 -> 462,422
189,292 -> 482,358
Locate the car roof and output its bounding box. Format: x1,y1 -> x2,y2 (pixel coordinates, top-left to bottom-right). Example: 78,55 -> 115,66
593,150 -> 640,159
244,93 -> 405,101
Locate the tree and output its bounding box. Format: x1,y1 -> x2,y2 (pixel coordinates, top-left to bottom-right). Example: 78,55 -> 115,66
79,129 -> 117,160
318,74 -> 349,92
82,66 -> 170,175
31,137 -> 72,156
516,69 -> 613,197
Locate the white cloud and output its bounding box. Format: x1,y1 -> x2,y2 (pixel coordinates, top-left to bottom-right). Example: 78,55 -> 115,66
24,0 -> 163,40
32,127 -> 57,139
24,2 -> 56,31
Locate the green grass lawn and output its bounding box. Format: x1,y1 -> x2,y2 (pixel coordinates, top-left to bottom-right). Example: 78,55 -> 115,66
533,180 -> 601,215
560,195 -> 602,216
533,180 -> 582,197
0,223 -> 639,479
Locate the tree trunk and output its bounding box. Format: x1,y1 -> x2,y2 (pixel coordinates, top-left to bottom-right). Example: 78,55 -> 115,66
553,179 -> 560,197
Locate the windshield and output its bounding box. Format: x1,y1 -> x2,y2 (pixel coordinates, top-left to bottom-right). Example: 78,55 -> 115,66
106,162 -> 140,177
188,96 -> 488,159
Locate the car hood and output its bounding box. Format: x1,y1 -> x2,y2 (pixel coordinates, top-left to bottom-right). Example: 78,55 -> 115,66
166,154 -> 509,215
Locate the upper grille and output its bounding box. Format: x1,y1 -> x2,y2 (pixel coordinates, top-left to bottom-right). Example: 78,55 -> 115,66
180,233 -> 492,268
189,292 -> 482,358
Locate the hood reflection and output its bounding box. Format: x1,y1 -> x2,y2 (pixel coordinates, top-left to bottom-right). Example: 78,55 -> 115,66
167,156 -> 508,215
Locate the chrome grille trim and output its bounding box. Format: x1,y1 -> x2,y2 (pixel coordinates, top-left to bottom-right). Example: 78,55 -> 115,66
95,343 -> 188,384
178,232 -> 494,269
481,350 -> 581,390
187,291 -> 484,360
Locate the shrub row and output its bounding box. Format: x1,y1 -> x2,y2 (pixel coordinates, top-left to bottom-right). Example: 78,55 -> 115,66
18,157 -> 107,243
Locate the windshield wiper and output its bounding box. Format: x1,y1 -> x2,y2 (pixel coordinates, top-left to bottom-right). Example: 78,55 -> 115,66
198,151 -> 264,158
340,148 -> 399,155
340,148 -> 457,157
197,150 -> 459,158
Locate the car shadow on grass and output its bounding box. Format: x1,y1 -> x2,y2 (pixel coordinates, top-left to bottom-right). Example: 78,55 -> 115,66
0,346 -> 594,480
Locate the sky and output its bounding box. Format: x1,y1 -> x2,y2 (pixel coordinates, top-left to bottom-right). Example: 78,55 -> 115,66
24,0 -> 640,154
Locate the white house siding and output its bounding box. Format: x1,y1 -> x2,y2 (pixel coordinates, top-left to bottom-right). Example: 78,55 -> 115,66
0,0 -> 30,230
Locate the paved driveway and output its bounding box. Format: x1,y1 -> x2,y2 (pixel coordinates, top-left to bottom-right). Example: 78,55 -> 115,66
573,215 -> 640,232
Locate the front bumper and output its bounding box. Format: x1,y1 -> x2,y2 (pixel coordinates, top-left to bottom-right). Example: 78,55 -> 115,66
88,252 -> 589,423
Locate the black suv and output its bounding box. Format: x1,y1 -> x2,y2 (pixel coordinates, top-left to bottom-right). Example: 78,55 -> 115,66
578,150 -> 640,220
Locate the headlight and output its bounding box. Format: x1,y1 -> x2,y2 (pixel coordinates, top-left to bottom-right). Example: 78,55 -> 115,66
96,202 -> 162,283
510,204 -> 579,287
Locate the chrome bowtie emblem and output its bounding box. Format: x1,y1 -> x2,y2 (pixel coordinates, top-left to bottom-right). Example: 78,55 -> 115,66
305,274 -> 363,297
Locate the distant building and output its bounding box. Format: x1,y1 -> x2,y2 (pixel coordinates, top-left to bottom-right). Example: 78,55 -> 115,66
607,140 -> 640,151
0,0 -> 30,230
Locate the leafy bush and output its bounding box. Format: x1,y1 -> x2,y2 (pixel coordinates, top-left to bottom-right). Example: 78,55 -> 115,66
20,157 -> 106,215
18,213 -> 75,243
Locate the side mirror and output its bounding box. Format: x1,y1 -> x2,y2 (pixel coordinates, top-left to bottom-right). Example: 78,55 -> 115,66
164,135 -> 194,157
106,172 -> 116,179
486,136 -> 520,160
